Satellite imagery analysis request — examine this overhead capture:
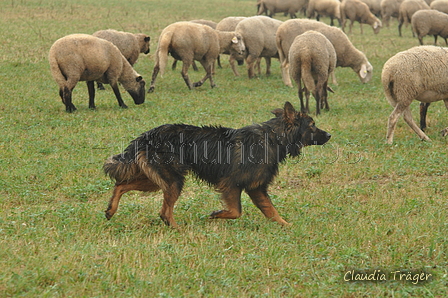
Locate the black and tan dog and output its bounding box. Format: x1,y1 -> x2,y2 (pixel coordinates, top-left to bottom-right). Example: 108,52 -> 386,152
103,102 -> 331,227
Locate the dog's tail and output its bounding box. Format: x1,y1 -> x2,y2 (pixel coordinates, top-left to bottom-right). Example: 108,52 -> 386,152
103,152 -> 140,184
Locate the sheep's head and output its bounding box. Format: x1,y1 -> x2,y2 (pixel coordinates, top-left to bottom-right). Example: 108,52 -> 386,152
230,33 -> 245,58
372,19 -> 382,35
358,62 -> 373,84
126,75 -> 146,105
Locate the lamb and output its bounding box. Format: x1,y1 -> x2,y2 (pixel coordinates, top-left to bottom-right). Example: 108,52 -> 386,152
92,29 -> 150,90
276,19 -> 373,87
289,31 -> 336,115
430,0 -> 448,13
148,22 -> 245,92
381,0 -> 404,27
48,34 -> 146,112
341,0 -> 383,34
234,16 -> 283,79
257,0 -> 309,18
216,16 -> 247,76
382,45 -> 448,143
411,9 -> 448,45
306,0 -> 341,26
398,0 -> 430,36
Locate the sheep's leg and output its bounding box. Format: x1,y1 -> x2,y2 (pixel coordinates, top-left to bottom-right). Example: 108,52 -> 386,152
402,106 -> 431,141
419,102 -> 430,131
97,82 -> 105,90
281,61 -> 293,87
148,64 -> 160,93
322,81 -> 330,111
87,81 -> 96,110
246,54 -> 259,79
109,83 -> 128,109
265,57 -> 271,76
229,56 -> 240,76
433,35 -> 438,46
61,86 -> 77,113
304,87 -> 311,114
313,87 -> 321,116
349,20 -> 354,34
181,61 -> 194,89
194,61 -> 215,88
360,23 -> 363,34
386,104 -> 405,144
298,80 -> 307,113
398,21 -> 403,37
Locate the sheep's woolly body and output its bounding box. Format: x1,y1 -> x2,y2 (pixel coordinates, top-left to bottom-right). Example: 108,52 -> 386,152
92,29 -> 150,66
289,31 -> 336,115
235,16 -> 283,78
307,0 -> 341,26
257,0 -> 308,18
276,19 -> 373,86
382,46 -> 448,143
48,34 -> 145,112
411,9 -> 448,45
430,0 -> 448,14
360,0 -> 382,16
381,0 -> 404,27
398,0 -> 430,37
341,0 -> 382,34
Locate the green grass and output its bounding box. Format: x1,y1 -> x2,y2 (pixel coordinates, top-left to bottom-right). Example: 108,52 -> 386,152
1,0 -> 447,297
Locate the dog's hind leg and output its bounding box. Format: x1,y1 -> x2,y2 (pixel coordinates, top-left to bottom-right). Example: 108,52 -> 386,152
210,188 -> 243,220
105,179 -> 160,220
246,188 -> 290,226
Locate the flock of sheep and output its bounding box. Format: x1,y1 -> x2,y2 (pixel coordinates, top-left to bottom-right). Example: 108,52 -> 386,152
48,0 -> 448,143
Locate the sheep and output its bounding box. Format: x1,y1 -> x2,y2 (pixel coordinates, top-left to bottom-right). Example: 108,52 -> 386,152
289,31 -> 336,115
257,0 -> 309,18
148,22 -> 245,92
216,16 -> 247,76
92,29 -> 150,90
306,0 -> 341,26
398,0 -> 430,36
382,45 -> 448,143
430,0 -> 448,13
276,19 -> 373,87
341,0 -> 383,34
234,16 -> 283,79
48,34 -> 146,112
361,0 -> 383,16
381,0 -> 404,27
411,9 -> 448,45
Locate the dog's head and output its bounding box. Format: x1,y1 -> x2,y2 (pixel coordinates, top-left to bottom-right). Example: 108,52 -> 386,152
272,102 -> 331,155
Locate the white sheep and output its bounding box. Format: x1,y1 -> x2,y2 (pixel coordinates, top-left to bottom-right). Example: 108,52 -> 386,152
306,0 -> 341,26
381,0 -> 404,27
430,0 -> 448,13
382,45 -> 448,143
276,19 -> 373,87
92,29 -> 150,90
398,0 -> 430,36
341,0 -> 383,34
289,31 -> 336,115
48,34 -> 146,112
234,16 -> 283,79
257,0 -> 309,18
411,9 -> 448,45
216,16 -> 247,76
148,22 -> 245,92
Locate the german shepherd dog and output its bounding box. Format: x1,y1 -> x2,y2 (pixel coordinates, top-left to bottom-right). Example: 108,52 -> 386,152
103,102 -> 331,227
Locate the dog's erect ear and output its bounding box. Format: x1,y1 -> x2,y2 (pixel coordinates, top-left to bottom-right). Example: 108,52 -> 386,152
283,101 -> 297,123
271,108 -> 283,117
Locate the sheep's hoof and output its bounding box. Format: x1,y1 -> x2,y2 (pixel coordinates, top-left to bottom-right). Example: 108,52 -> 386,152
193,81 -> 203,87
65,105 -> 77,113
89,105 -> 96,110
147,87 -> 155,93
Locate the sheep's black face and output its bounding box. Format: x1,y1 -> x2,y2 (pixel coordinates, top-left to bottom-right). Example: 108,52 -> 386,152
128,76 -> 146,105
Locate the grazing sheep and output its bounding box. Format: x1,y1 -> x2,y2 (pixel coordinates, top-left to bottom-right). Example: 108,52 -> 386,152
148,22 -> 245,92
341,0 -> 383,34
276,19 -> 373,87
430,0 -> 448,13
398,0 -> 430,36
289,31 -> 336,115
92,29 -> 150,90
382,45 -> 448,143
361,0 -> 383,16
381,0 -> 404,27
306,0 -> 341,26
257,0 -> 309,18
234,16 -> 283,79
412,9 -> 448,45
48,34 -> 146,112
216,16 -> 247,76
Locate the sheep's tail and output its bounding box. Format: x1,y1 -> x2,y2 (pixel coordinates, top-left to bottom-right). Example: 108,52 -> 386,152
155,30 -> 174,76
301,61 -> 315,94
48,51 -> 67,88
381,65 -> 397,107
103,151 -> 141,184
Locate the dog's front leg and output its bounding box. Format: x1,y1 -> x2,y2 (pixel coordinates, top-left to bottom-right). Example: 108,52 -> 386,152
210,188 -> 242,220
246,188 -> 290,226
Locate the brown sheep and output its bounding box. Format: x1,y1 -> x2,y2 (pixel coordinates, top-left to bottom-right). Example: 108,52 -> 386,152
398,0 -> 430,37
341,0 -> 383,34
48,34 -> 145,112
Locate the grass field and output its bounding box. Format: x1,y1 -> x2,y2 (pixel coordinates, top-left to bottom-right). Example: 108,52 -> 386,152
1,0 -> 447,296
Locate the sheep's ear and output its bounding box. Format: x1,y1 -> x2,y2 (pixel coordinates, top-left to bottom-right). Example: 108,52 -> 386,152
232,36 -> 239,44
359,64 -> 368,79
373,21 -> 379,29
136,76 -> 143,82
